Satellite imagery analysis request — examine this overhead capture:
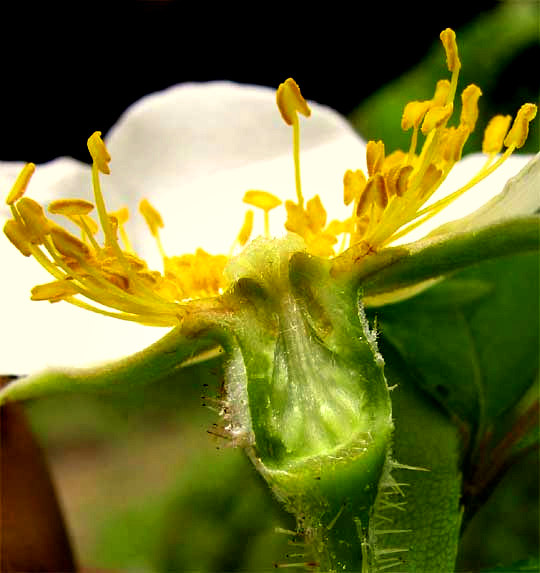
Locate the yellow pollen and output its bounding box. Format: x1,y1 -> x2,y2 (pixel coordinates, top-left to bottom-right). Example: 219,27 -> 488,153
3,219 -> 32,256
460,84 -> 482,131
366,140 -> 385,176
16,197 -> 51,244
87,131 -> 112,175
139,199 -> 164,237
243,190 -> 282,212
48,198 -> 95,216
276,78 -> 311,126
31,279 -> 79,302
482,115 -> 512,155
243,189 -> 282,238
421,103 -> 453,135
6,162 -> 35,205
236,209 -> 254,247
440,28 -> 461,72
343,169 -> 367,207
432,80 -> 451,107
276,77 -> 311,208
504,103 -> 538,149
50,226 -> 92,259
401,101 -> 431,131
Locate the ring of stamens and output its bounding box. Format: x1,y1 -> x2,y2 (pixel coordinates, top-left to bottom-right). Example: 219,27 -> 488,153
3,28 -> 537,326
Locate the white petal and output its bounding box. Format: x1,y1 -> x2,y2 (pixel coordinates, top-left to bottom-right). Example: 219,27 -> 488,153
393,152 -> 534,244
104,81 -> 365,257
1,81 -> 365,374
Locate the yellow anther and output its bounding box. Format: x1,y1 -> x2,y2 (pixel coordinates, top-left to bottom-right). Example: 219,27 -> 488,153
432,80 -> 451,107
440,28 -> 461,72
237,209 -> 254,246
3,219 -> 32,256
482,115 -> 512,154
343,169 -> 367,206
504,103 -> 538,149
421,103 -> 453,135
442,125 -> 470,162
306,195 -> 327,233
48,198 -> 95,216
356,174 -> 388,218
460,84 -> 482,131
401,101 -> 431,131
109,206 -> 129,224
87,131 -> 112,175
243,190 -> 282,212
139,198 -> 164,237
284,200 -> 309,235
366,140 -> 385,176
387,165 -> 413,197
17,197 -> 51,244
6,163 -> 36,205
276,78 -> 311,125
50,226 -> 92,259
31,279 -> 79,302
418,164 -> 443,198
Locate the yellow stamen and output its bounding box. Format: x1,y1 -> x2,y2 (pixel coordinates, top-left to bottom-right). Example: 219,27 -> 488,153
401,101 -> 431,131
421,103 -> 453,135
276,78 -> 311,208
31,279 -> 79,302
6,163 -> 35,205
50,226 -> 92,259
306,195 -> 327,233
139,198 -> 165,258
243,190 -> 281,238
440,28 -> 461,73
366,140 -> 385,176
432,80 -> 451,107
459,84 -> 482,131
482,115 -> 512,155
237,209 -> 254,246
49,198 -> 95,216
16,197 -> 51,244
139,198 -> 164,237
87,131 -> 112,175
276,78 -> 311,126
3,219 -> 32,256
504,103 -> 538,149
343,169 -> 367,207
109,207 -> 133,252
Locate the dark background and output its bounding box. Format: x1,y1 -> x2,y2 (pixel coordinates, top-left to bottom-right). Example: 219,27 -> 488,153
0,0 -> 519,164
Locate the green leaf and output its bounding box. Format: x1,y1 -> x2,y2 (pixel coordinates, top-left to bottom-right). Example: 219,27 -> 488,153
373,251 -> 539,433
480,557 -> 540,572
371,343 -> 463,573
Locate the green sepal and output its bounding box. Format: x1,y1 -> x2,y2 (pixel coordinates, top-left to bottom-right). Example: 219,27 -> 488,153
0,320 -> 223,406
334,215 -> 539,306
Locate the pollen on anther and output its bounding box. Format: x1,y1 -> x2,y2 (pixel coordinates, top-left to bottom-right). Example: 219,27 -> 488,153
276,78 -> 311,125
503,103 -> 538,149
482,115 -> 512,154
139,199 -> 164,237
6,163 -> 35,205
440,28 -> 461,72
49,198 -> 95,216
87,131 -> 112,174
